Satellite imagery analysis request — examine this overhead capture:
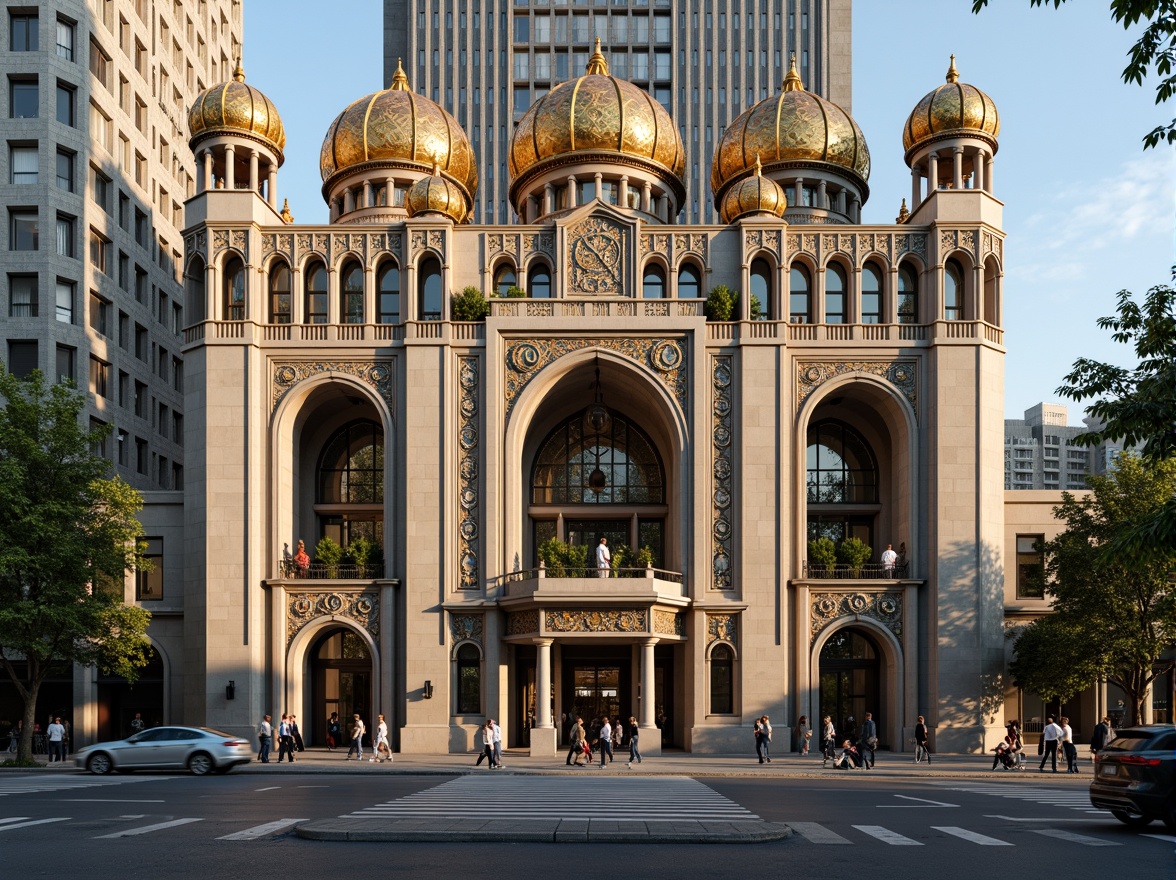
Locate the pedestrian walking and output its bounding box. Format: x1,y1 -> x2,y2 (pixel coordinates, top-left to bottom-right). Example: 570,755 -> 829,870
326,712 -> 341,751
612,717 -> 623,754
820,715 -> 837,765
1060,716 -> 1079,773
46,717 -> 65,763
1090,716 -> 1113,764
256,714 -> 272,763
290,714 -> 305,751
277,713 -> 296,762
566,716 -> 587,766
598,716 -> 614,767
373,714 -> 392,763
347,713 -> 366,759
1038,715 -> 1062,773
913,715 -> 930,763
476,720 -> 497,768
627,716 -> 642,766
756,716 -> 772,763
859,712 -> 877,768
490,718 -> 503,768
796,715 -> 811,756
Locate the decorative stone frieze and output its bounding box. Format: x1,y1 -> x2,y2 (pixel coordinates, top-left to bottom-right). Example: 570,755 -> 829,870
711,355 -> 734,590
449,613 -> 484,647
810,591 -> 903,645
457,356 -> 480,589
706,613 -> 737,645
566,216 -> 627,295
744,228 -> 784,260
212,228 -> 249,259
545,609 -> 648,633
287,591 -> 379,646
272,361 -> 393,413
653,610 -> 685,636
507,610 -> 541,636
797,360 -> 917,418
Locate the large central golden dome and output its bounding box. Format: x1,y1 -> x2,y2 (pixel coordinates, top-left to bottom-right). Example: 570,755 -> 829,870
509,41 -> 686,200
903,56 -> 1000,159
711,59 -> 869,198
188,63 -> 285,158
319,61 -> 477,200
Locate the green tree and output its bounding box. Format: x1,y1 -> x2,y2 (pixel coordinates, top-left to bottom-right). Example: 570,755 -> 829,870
1008,454 -> 1176,725
1056,279 -> 1176,561
807,536 -> 838,574
451,286 -> 490,321
0,370 -> 151,764
972,1 -> 1176,147
704,285 -> 737,321
836,537 -> 873,577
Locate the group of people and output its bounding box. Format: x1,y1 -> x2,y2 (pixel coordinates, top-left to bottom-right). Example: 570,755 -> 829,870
476,719 -> 503,768
256,710 -> 389,763
254,713 -> 305,763
1038,714 -> 1111,774
796,712 -> 881,769
564,714 -> 642,767
5,716 -> 72,760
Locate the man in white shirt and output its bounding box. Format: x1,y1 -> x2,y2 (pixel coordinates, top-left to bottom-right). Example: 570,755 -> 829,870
595,538 -> 611,578
256,714 -> 272,763
1060,716 -> 1078,773
598,716 -> 613,767
1039,715 -> 1063,773
46,717 -> 65,763
881,544 -> 898,575
490,719 -> 503,769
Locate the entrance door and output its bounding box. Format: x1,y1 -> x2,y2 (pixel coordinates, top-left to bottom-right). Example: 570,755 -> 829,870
561,647 -> 631,744
819,628 -> 881,746
310,628 -> 373,748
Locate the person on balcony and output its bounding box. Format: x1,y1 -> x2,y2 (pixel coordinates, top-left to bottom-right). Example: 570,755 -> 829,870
595,537 -> 611,578
881,544 -> 898,576
294,539 -> 310,578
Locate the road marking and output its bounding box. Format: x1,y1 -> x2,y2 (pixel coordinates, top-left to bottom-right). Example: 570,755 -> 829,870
878,795 -> 958,808
216,818 -> 308,840
94,818 -> 203,838
984,815 -> 1102,823
0,818 -> 70,832
296,785 -> 328,788
787,822 -> 853,844
852,825 -> 923,845
1031,828 -> 1119,847
0,817 -> 30,825
61,799 -> 165,803
933,826 -> 1013,846
1140,834 -> 1176,844
254,786 -> 281,792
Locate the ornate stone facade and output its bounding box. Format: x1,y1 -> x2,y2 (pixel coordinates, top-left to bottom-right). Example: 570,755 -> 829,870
711,356 -> 735,589
287,591 -> 380,646
507,611 -> 540,636
796,360 -> 918,417
706,613 -> 738,645
272,360 -> 394,413
653,610 -> 685,636
449,613 -> 484,647
810,591 -> 903,644
545,609 -> 648,633
457,356 -> 480,589
566,216 -> 627,296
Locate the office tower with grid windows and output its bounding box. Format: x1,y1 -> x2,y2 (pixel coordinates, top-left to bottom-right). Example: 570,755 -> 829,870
385,0 -> 851,224
1,0 -> 241,496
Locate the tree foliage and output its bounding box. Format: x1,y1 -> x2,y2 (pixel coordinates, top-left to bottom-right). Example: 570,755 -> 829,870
451,286 -> 491,321
0,369 -> 151,762
973,0 -> 1176,147
1008,454 -> 1176,724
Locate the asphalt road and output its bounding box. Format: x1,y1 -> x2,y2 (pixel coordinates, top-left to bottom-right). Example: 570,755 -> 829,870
1,771 -> 1172,879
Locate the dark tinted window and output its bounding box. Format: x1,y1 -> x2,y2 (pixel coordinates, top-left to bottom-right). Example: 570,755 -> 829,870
1105,731 -> 1176,751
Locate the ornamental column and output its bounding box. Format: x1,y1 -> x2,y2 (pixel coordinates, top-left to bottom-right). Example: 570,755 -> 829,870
267,166 -> 278,207
248,149 -> 259,192
640,637 -> 658,730
530,638 -> 557,757
911,164 -> 921,207
927,152 -> 938,191
224,144 -> 236,189
202,148 -> 213,193
952,145 -> 964,190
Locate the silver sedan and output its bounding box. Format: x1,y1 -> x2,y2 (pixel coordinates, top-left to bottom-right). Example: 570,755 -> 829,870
74,726 -> 253,776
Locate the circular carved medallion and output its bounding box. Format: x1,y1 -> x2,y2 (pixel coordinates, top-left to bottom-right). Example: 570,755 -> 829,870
275,365 -> 297,384
509,343 -> 542,373
651,340 -> 684,372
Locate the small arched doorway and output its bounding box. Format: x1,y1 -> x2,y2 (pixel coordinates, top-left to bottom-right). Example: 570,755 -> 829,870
308,627 -> 373,749
819,627 -> 882,746
97,646 -> 165,741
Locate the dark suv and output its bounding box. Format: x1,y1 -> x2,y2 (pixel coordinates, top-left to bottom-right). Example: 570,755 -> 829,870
1089,725 -> 1176,829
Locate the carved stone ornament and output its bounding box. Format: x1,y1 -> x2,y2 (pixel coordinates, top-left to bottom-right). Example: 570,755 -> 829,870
711,355 -> 735,590
546,609 -> 648,633
895,233 -> 927,260
450,613 -> 484,647
272,361 -> 393,414
706,613 -> 737,645
745,228 -> 784,261
653,609 -> 684,636
567,216 -> 626,296
810,591 -> 903,645
457,356 -> 480,589
797,361 -> 917,419
507,610 -> 540,636
504,337 -> 687,421
212,229 -> 248,258
287,591 -> 379,646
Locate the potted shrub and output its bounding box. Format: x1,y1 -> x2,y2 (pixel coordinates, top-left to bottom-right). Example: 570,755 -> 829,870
836,537 -> 873,578
807,536 -> 837,577
451,286 -> 490,321
314,535 -> 343,578
704,285 -> 737,321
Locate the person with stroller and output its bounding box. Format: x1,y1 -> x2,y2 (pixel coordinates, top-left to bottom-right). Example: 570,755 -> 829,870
832,739 -> 864,769
992,735 -> 1019,771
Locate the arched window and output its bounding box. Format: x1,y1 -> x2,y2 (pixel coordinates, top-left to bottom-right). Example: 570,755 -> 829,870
897,263 -> 918,324
377,262 -> 400,324
750,259 -> 771,319
789,264 -> 812,323
710,645 -> 734,714
316,419 -> 384,553
860,263 -> 882,324
825,264 -> 846,324
269,263 -> 291,324
495,264 -> 517,298
532,413 -> 665,505
642,265 -> 666,299
224,257 -> 245,320
304,262 -> 328,324
341,261 -> 364,324
806,419 -> 879,552
678,263 -> 701,299
185,258 -> 206,325
418,257 -> 442,320
944,259 -> 964,320
527,264 -> 551,298
455,644 -> 481,714
983,257 -> 999,325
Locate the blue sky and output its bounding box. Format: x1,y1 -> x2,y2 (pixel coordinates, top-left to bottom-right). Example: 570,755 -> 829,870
243,1 -> 1173,420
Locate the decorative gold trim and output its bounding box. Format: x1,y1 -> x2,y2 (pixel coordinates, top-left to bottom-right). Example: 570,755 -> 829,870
287,591 -> 379,646
457,356 -> 480,589
797,361 -> 918,419
810,591 -> 902,645
272,361 -> 394,414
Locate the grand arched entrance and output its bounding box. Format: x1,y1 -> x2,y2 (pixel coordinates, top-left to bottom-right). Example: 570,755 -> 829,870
819,627 -> 882,746
308,627 -> 373,748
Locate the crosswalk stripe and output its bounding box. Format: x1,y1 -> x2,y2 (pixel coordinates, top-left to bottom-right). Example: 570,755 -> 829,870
0,817 -> 70,832
0,776 -> 167,797
933,826 -> 1012,846
787,822 -> 853,844
1140,834 -> 1176,844
852,824 -> 923,845
0,817 -> 30,825
1032,829 -> 1120,847
216,818 -> 308,840
94,818 -> 203,838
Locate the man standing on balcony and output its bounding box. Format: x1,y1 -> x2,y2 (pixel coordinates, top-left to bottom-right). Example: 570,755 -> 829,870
595,537 -> 611,578
881,544 -> 898,576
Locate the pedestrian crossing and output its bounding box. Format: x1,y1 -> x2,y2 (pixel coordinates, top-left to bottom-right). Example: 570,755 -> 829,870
785,821 -> 1167,848
342,775 -> 760,821
0,813 -> 308,841
932,782 -> 1108,814
0,775 -> 171,797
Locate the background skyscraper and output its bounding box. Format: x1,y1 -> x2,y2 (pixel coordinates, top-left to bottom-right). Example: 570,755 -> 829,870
385,0 -> 851,224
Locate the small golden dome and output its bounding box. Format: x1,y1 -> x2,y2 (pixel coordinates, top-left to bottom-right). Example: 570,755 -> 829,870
406,165 -> 468,223
509,40 -> 686,201
903,55 -> 1000,158
320,60 -> 477,203
712,56 -> 869,198
188,62 -> 285,157
719,157 -> 787,223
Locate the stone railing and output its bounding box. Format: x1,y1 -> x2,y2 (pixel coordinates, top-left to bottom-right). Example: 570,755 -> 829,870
801,561 -> 910,580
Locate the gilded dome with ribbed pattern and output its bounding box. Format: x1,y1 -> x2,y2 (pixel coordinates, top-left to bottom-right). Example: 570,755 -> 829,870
319,60 -> 478,203
719,157 -> 787,223
712,58 -> 869,198
903,56 -> 1000,159
406,166 -> 468,223
188,63 -> 285,157
509,40 -> 686,200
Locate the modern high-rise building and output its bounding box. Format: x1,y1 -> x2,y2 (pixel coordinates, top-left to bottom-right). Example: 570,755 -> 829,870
1004,403 -> 1095,492
384,0 -> 851,225
1,0 -> 241,493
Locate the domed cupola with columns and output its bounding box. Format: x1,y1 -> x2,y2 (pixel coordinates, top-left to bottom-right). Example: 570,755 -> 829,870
319,60 -> 478,224
903,55 -> 1000,204
188,61 -> 285,208
508,39 -> 686,223
718,156 -> 787,223
406,164 -> 469,223
712,55 -> 869,224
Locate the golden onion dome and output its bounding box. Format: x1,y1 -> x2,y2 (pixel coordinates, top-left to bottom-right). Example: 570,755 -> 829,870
319,60 -> 477,202
188,62 -> 285,157
711,57 -> 869,197
509,40 -> 686,201
405,165 -> 468,223
719,157 -> 787,223
903,56 -> 1000,159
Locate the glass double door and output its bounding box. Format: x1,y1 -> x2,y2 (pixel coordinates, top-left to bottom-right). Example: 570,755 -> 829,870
561,649 -> 632,745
